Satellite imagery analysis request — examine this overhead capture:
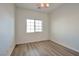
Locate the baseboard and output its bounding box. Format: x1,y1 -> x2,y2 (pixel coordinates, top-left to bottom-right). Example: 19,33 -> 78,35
7,44 -> 16,56
50,39 -> 79,53
16,40 -> 49,45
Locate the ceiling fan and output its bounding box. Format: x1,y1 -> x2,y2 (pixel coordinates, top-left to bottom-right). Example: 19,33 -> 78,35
37,3 -> 49,9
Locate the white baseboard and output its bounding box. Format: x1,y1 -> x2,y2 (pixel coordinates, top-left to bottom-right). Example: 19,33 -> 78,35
16,39 -> 49,45
7,44 -> 16,56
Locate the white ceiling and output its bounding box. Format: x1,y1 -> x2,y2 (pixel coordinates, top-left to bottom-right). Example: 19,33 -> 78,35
16,3 -> 62,13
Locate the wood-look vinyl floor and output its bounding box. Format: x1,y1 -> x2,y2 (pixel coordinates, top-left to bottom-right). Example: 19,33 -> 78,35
11,40 -> 79,56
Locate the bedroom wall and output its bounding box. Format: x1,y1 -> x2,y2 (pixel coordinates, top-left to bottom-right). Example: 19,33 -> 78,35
15,7 -> 49,44
50,4 -> 79,52
0,4 -> 15,55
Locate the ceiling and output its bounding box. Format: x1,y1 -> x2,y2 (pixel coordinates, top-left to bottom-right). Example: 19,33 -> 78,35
16,3 -> 62,13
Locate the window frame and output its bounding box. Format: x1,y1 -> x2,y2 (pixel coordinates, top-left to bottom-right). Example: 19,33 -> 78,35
26,19 -> 43,33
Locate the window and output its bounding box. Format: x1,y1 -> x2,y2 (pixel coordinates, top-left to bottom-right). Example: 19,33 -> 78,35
35,20 -> 42,32
27,19 -> 34,32
26,19 -> 42,33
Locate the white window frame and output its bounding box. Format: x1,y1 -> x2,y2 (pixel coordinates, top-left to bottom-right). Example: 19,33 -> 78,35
26,19 -> 43,33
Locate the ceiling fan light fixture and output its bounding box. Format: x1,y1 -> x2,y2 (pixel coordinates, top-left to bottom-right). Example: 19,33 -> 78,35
38,3 -> 49,9
41,3 -> 44,7
46,3 -> 49,7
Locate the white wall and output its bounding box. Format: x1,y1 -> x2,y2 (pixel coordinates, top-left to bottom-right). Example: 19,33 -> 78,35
0,4 -> 15,56
50,4 -> 79,52
16,8 -> 49,44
